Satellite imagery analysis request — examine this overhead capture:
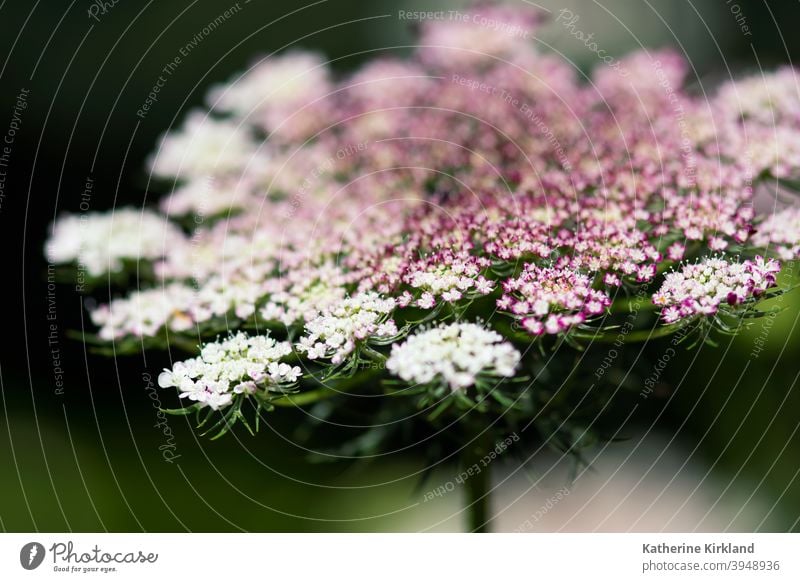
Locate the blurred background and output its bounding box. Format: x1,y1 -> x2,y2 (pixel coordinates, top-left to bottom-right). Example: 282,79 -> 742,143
0,0 -> 799,532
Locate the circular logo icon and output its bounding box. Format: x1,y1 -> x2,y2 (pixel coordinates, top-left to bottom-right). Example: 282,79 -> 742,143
20,542 -> 46,570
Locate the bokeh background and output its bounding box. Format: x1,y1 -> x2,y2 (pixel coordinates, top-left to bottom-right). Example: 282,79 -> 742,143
1,0 -> 799,531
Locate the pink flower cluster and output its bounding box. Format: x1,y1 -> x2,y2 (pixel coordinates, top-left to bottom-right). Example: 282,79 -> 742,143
499,265 -> 611,335
751,207 -> 800,260
653,256 -> 781,323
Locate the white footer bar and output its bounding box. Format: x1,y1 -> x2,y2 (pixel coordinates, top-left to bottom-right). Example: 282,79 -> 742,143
1,533 -> 797,581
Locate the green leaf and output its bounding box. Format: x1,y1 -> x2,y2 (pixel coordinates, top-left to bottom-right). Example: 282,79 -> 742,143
161,403 -> 203,416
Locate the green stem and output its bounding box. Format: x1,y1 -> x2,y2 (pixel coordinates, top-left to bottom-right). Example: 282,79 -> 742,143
270,367 -> 384,407
463,429 -> 493,533
362,346 -> 387,363
571,321 -> 688,344
608,295 -> 658,314
620,325 -> 688,342
270,387 -> 337,407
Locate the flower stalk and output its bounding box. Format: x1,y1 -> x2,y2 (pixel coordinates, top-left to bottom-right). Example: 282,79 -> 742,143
463,427 -> 494,533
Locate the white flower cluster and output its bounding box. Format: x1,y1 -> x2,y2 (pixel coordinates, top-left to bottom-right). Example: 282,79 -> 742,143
386,322 -> 520,391
92,264 -> 273,339
751,207 -> 800,260
404,253 -> 494,308
208,51 -> 332,141
716,67 -> 800,126
418,4 -> 541,69
297,292 -> 398,364
155,226 -> 278,284
259,264 -> 349,326
91,284 -> 197,340
652,256 -> 781,323
94,262 -> 345,341
159,175 -> 254,217
406,266 -> 494,307
209,51 -> 330,117
157,332 -> 301,410
46,207 -> 185,277
149,112 -> 256,179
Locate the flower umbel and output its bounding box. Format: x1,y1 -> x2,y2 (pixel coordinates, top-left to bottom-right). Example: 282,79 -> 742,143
158,332 -> 301,410
386,322 -> 520,391
296,292 -> 398,364
652,256 -> 781,323
499,265 -> 611,335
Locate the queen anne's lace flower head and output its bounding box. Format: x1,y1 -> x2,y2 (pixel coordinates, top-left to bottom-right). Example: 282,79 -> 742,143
37,1 -> 800,470
42,4 -> 800,423
652,256 -> 781,323
386,322 -> 520,390
157,332 -> 301,410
